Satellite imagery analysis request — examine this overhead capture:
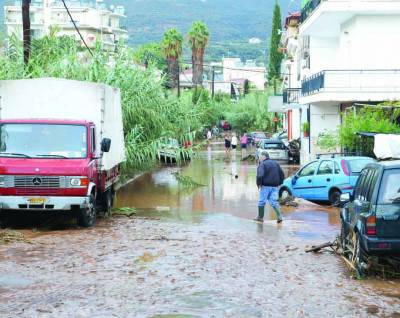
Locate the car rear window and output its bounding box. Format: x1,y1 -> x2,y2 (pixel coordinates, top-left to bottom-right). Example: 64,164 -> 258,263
255,133 -> 266,139
378,169 -> 400,204
347,158 -> 374,174
263,143 -> 284,150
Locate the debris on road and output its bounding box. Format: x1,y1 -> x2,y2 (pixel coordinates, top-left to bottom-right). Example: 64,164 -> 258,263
172,172 -> 205,188
241,154 -> 256,162
279,196 -> 299,207
0,229 -> 28,245
112,207 -> 137,217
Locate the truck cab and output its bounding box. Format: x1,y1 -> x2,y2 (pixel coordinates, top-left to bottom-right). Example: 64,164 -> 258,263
0,78 -> 125,227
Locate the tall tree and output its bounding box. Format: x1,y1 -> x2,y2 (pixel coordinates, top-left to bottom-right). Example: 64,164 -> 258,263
161,28 -> 183,89
268,1 -> 283,81
188,21 -> 210,87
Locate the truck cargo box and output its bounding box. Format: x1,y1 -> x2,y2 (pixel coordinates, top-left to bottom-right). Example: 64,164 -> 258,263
0,78 -> 125,171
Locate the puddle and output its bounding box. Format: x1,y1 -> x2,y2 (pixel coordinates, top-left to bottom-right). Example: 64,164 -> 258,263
116,143 -> 339,240
0,143 -> 399,317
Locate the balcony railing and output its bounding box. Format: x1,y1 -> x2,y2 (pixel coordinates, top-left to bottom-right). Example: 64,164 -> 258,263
301,70 -> 400,96
301,0 -> 323,22
283,88 -> 301,104
301,72 -> 324,96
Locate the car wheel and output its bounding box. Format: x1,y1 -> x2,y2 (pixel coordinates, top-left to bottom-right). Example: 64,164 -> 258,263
77,193 -> 97,227
279,187 -> 292,200
329,189 -> 341,206
340,222 -> 348,255
353,234 -> 367,278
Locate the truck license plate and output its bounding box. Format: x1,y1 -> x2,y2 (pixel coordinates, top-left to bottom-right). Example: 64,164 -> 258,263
28,198 -> 46,204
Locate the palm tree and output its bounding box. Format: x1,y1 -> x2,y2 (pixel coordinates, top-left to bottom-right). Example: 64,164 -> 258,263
161,28 -> 183,89
188,21 -> 209,87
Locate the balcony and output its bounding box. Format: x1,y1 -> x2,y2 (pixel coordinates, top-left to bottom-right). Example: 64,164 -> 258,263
283,88 -> 301,104
301,0 -> 322,23
300,0 -> 400,37
301,70 -> 400,104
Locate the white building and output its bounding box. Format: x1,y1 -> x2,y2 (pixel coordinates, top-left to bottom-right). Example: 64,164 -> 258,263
222,58 -> 267,90
298,0 -> 400,162
278,12 -> 302,143
4,0 -> 128,51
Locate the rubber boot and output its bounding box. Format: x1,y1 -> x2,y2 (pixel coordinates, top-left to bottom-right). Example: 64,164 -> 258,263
254,206 -> 265,223
272,206 -> 283,223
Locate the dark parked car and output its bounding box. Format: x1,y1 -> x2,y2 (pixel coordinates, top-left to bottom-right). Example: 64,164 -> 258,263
340,161 -> 400,275
248,132 -> 267,146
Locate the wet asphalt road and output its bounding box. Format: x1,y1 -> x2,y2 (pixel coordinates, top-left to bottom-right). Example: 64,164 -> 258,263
1,143 -> 400,318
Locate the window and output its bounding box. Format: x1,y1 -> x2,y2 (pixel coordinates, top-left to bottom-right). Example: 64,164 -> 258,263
355,169 -> 368,200
263,143 -> 284,150
367,170 -> 378,202
356,169 -> 378,202
317,161 -> 333,175
299,161 -> 319,177
378,169 -> 400,204
90,127 -> 96,153
361,169 -> 374,202
347,158 -> 374,174
334,162 -> 341,174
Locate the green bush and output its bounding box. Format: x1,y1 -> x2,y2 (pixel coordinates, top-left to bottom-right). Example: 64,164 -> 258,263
339,107 -> 400,149
318,130 -> 339,152
224,92 -> 276,133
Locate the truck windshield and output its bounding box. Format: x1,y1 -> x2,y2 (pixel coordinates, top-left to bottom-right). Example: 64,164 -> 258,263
0,123 -> 87,159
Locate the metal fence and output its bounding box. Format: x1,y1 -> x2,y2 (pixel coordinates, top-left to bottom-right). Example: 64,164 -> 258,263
283,88 -> 301,104
301,69 -> 400,96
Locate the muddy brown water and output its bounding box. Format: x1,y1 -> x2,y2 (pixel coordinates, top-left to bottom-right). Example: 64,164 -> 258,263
0,143 -> 400,317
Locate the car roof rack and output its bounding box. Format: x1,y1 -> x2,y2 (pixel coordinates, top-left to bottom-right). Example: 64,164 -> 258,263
315,152 -> 357,159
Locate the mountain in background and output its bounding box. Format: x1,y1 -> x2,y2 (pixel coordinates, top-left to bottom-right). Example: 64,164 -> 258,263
107,0 -> 297,62
0,0 -> 299,62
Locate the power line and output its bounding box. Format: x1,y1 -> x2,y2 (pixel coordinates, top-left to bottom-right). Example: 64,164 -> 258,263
60,0 -> 93,56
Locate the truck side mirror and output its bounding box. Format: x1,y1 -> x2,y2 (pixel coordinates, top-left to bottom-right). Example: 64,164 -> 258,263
101,138 -> 112,153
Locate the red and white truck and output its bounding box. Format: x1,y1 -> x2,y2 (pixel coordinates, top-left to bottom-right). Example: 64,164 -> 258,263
0,78 -> 125,227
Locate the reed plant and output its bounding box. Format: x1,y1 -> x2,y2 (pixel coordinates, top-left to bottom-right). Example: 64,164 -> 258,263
0,33 -> 211,171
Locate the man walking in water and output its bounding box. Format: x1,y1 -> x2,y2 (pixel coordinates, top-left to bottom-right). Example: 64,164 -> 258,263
255,151 -> 284,223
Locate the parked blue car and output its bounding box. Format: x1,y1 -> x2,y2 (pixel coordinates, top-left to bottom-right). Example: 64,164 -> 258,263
279,156 -> 375,205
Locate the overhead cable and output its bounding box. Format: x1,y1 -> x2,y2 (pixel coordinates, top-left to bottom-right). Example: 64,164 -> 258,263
60,0 -> 93,56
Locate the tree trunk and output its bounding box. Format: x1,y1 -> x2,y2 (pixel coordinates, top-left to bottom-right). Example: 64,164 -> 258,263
166,57 -> 179,89
192,48 -> 204,87
22,0 -> 31,65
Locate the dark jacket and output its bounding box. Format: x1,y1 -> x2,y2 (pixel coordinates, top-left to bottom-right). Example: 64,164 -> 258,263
256,159 -> 285,187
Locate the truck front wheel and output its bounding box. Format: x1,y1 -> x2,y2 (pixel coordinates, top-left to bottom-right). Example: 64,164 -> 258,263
77,194 -> 96,227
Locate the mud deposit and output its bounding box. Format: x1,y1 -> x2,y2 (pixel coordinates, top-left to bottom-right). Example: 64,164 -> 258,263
1,144 -> 399,317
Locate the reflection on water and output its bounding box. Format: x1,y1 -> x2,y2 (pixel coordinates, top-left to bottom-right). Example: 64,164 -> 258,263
116,143 -> 340,236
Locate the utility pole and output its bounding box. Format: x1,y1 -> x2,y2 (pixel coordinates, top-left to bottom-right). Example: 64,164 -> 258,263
211,66 -> 215,99
22,0 -> 31,65
177,62 -> 181,98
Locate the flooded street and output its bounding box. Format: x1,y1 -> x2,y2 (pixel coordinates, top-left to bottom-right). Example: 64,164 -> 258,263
1,143 -> 400,317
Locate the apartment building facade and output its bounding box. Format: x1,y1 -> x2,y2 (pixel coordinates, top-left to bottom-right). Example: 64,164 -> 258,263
279,12 -> 302,143
4,0 -> 128,51
297,0 -> 400,162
